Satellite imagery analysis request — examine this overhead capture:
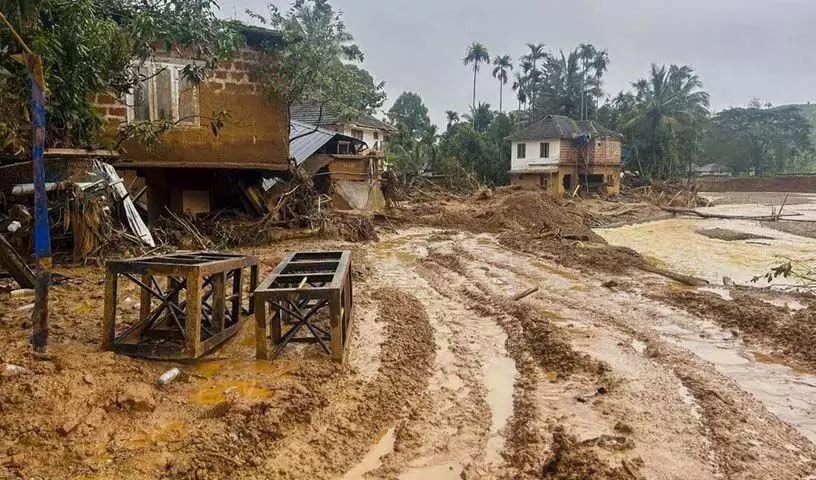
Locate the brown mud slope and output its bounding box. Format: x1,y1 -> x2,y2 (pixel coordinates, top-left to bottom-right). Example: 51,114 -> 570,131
656,288 -> 816,370
396,188 -> 648,276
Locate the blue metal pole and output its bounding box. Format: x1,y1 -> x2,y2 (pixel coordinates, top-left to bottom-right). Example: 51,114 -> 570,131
27,54 -> 51,354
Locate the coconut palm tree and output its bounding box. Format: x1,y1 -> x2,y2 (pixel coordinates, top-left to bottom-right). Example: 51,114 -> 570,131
463,42 -> 490,108
624,64 -> 710,178
521,43 -> 546,107
492,55 -> 512,112
445,110 -> 460,130
511,72 -> 527,112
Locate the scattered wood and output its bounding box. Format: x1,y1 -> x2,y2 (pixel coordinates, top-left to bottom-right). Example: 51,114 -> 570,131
512,287 -> 539,301
661,206 -> 803,221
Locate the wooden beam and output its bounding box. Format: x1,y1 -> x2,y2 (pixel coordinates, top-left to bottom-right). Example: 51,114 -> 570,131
0,234 -> 35,289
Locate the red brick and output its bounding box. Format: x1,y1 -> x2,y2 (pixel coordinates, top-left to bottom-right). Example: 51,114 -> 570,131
108,107 -> 127,117
97,94 -> 117,104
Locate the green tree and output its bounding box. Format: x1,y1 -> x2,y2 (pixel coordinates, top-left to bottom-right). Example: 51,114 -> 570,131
464,103 -> 495,134
532,45 -> 609,120
623,64 -> 710,179
511,71 -> 527,112
387,92 -> 435,174
463,42 -> 490,109
705,106 -> 813,175
521,43 -> 545,107
445,110 -> 460,131
492,55 -> 513,112
0,0 -> 240,152
255,0 -> 384,128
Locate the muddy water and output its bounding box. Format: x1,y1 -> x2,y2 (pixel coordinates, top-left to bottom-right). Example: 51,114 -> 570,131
655,319 -> 816,442
597,200 -> 816,286
344,229 -> 518,478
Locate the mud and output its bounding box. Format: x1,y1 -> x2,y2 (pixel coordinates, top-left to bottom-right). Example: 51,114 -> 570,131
696,228 -> 773,241
3,189 -> 816,479
655,288 -> 816,371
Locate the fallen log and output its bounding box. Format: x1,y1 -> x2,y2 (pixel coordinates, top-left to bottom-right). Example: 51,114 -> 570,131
637,264 -> 709,287
512,287 -> 539,301
660,206 -> 803,221
0,234 -> 36,289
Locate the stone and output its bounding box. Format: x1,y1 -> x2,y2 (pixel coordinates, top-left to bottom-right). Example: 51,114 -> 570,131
116,383 -> 156,412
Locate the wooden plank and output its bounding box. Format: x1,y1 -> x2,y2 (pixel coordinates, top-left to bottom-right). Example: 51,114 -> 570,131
140,272 -> 153,321
212,272 -> 226,332
185,269 -> 203,359
248,265 -> 259,314
113,160 -> 289,171
0,234 -> 35,289
101,272 -> 118,350
231,268 -> 243,325
329,291 -> 343,363
255,296 -> 269,360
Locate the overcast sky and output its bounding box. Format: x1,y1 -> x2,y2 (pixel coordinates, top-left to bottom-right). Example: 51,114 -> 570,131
218,0 -> 815,126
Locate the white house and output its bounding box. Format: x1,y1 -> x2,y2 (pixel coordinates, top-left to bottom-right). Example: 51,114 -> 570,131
508,115 -> 623,194
290,103 -> 394,153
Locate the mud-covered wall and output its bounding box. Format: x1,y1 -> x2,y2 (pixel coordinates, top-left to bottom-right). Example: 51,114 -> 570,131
96,50 -> 288,169
696,176 -> 816,193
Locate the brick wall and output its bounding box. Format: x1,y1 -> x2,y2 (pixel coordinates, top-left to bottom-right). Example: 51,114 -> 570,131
588,139 -> 621,165
559,138 -> 621,166
96,48 -> 288,168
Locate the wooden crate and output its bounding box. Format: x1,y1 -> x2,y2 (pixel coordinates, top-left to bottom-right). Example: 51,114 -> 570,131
254,251 -> 353,363
101,252 -> 258,359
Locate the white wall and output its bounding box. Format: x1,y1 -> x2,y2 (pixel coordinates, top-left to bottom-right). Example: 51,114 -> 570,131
343,125 -> 386,152
511,138 -> 560,171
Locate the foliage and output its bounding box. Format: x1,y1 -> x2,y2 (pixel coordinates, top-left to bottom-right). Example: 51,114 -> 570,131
252,0 -> 385,119
703,105 -> 813,175
463,42 -> 490,108
440,108 -> 512,185
0,0 -> 241,152
601,64 -> 710,180
492,54 -> 512,112
386,92 -> 436,175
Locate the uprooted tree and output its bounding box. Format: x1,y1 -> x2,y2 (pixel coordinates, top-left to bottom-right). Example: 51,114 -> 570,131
0,0 -> 241,154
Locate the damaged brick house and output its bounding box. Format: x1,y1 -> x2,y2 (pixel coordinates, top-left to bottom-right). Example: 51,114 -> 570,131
97,26 -> 290,223
509,115 -> 622,195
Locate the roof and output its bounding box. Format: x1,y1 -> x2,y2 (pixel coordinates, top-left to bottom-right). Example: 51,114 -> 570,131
692,163 -> 731,173
290,104 -> 395,132
509,115 -> 621,142
227,22 -> 284,47
288,120 -> 365,165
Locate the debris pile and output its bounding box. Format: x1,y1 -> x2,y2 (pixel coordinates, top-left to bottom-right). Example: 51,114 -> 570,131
1,160 -> 155,267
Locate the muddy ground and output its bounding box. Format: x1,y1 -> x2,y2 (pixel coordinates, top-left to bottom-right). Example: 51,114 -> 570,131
2,188 -> 816,479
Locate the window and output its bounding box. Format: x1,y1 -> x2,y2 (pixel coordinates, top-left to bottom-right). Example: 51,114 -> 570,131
351,129 -> 364,141
517,143 -> 526,159
373,132 -> 379,140
540,142 -> 550,159
127,61 -> 199,125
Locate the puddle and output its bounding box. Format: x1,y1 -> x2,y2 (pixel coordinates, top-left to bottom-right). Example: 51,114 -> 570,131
126,422 -> 187,449
342,427 -> 396,479
190,380 -> 274,405
483,355 -> 516,464
658,325 -> 816,442
597,216 -> 816,286
399,462 -> 462,480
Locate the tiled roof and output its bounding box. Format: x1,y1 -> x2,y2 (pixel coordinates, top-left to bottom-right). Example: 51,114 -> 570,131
509,115 -> 620,142
290,103 -> 394,132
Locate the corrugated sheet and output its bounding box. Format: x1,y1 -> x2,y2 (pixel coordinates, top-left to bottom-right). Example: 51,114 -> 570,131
263,120 -> 364,192
289,120 -> 337,166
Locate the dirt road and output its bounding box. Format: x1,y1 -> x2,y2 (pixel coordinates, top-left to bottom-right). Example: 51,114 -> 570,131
3,215 -> 816,478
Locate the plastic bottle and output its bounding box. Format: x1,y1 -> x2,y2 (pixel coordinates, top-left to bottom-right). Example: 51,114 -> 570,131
157,368 -> 181,385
